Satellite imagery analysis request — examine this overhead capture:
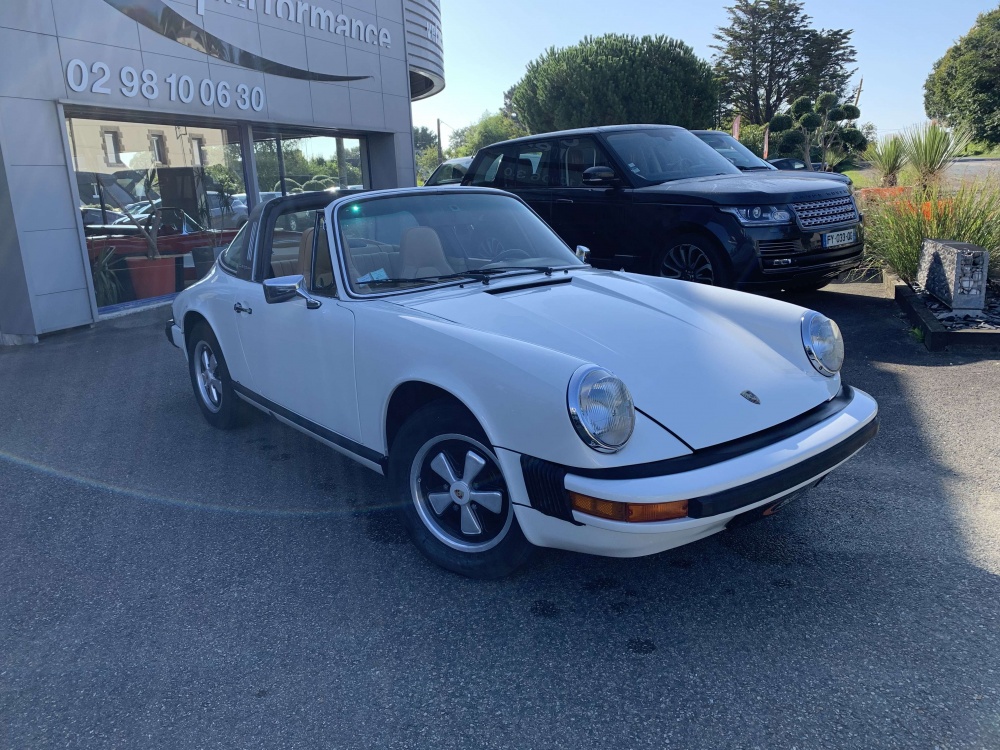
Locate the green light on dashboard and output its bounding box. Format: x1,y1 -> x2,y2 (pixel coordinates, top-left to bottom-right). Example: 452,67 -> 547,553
349,204 -> 361,214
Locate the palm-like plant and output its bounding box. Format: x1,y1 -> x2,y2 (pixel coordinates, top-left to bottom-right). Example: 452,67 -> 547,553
902,123 -> 971,189
863,136 -> 908,187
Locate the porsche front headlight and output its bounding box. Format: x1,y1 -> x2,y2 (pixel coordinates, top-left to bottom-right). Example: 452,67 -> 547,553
801,311 -> 844,376
568,365 -> 635,453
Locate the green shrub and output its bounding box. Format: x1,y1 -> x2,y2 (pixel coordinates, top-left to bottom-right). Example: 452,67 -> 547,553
863,135 -> 908,187
737,124 -> 766,156
902,123 -> 971,189
863,181 -> 1000,280
300,179 -> 327,192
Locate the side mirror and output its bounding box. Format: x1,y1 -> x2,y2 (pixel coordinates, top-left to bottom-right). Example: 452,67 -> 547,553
582,165 -> 617,186
264,274 -> 322,309
575,245 -> 591,262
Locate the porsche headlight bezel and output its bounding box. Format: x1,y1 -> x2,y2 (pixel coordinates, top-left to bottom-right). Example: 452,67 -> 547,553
567,365 -> 635,453
801,311 -> 845,377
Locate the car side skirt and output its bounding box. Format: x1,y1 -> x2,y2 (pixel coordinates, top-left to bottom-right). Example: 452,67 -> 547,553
232,383 -> 387,475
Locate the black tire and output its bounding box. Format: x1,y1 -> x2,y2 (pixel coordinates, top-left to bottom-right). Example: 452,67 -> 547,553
654,232 -> 733,288
389,401 -> 533,579
187,322 -> 248,429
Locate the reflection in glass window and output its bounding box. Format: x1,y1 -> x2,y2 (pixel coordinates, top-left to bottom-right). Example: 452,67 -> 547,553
67,113 -> 246,309
253,132 -> 365,198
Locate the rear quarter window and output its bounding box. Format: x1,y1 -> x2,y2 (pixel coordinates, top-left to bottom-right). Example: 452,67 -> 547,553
467,150 -> 505,186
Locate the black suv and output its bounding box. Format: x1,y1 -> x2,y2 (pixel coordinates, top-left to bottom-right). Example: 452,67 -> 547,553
461,125 -> 863,291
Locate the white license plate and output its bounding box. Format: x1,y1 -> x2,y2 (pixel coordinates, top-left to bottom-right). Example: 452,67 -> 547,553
822,228 -> 857,248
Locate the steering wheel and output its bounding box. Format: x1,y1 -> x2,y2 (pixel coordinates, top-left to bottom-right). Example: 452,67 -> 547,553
489,248 -> 531,263
477,236 -> 506,259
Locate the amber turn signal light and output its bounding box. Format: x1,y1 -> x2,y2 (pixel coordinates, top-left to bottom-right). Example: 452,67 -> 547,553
569,492 -> 689,523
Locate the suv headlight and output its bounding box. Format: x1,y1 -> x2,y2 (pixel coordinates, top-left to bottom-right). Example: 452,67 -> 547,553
720,205 -> 793,226
801,311 -> 844,376
568,365 -> 635,453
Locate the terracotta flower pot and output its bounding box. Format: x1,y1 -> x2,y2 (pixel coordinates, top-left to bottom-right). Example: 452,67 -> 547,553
125,256 -> 177,300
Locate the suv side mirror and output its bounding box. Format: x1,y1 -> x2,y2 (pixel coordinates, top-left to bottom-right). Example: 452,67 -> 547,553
582,165 -> 618,186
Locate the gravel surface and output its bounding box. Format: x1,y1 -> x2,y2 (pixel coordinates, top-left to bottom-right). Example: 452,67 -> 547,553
1,283 -> 998,749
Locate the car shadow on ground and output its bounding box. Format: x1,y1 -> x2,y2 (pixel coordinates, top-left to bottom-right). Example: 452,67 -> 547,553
0,288 -> 997,748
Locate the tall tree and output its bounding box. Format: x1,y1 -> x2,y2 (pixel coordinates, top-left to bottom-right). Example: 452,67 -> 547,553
412,126 -> 438,154
446,112 -> 525,158
713,0 -> 856,125
509,34 -> 718,134
924,8 -> 1000,145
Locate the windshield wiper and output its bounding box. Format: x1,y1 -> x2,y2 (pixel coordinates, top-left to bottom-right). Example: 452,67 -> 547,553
359,266 -> 574,289
738,165 -> 774,171
359,270 -> 492,286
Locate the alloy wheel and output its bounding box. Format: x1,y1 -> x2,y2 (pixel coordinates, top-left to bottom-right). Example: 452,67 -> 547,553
660,243 -> 715,284
194,340 -> 223,413
410,434 -> 513,552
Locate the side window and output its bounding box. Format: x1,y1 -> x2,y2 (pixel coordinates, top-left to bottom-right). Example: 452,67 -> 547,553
263,206 -> 323,280
513,142 -> 554,187
310,214 -> 337,297
219,221 -> 253,279
467,148 -> 509,187
558,137 -> 614,187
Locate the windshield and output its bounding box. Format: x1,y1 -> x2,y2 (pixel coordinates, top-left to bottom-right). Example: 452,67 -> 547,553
426,159 -> 471,186
694,132 -> 775,171
335,192 -> 583,295
604,128 -> 741,185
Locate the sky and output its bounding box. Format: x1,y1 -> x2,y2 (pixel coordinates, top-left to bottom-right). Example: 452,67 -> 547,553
411,0 -> 998,150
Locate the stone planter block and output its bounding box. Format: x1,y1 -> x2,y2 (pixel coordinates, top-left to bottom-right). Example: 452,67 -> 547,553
917,239 -> 990,310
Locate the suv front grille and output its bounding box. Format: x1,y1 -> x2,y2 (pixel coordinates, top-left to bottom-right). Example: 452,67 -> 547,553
758,239 -> 803,255
791,196 -> 858,228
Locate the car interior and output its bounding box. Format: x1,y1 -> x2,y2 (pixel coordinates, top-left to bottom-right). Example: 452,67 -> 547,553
260,194 -> 581,296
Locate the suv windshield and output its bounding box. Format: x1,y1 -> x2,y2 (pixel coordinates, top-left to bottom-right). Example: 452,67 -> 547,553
604,128 -> 741,185
336,192 -> 583,295
694,131 -> 775,171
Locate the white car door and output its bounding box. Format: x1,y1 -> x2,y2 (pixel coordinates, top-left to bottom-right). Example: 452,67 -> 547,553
233,206 -> 362,443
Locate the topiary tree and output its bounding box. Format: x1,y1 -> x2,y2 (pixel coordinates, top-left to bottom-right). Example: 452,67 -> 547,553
300,179 -> 327,193
769,93 -> 865,170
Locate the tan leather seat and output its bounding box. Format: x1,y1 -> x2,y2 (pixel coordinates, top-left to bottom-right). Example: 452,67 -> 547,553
298,227 -> 315,287
297,226 -> 336,292
398,227 -> 452,278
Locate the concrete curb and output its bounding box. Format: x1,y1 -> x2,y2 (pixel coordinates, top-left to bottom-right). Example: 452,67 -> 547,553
894,280 -> 1000,352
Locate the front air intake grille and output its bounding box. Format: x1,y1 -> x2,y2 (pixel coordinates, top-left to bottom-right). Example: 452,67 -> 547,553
520,455 -> 581,525
791,196 -> 859,228
758,239 -> 803,255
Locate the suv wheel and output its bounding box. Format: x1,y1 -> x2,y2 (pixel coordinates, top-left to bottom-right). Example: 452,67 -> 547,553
656,233 -> 732,287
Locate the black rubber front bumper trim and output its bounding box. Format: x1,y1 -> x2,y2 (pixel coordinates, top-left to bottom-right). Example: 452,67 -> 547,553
687,416 -> 878,518
165,318 -> 178,348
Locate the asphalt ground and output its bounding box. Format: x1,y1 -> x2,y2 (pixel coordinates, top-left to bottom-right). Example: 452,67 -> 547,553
1,283 -> 998,749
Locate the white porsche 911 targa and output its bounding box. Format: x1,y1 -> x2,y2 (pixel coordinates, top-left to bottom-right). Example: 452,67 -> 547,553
166,188 -> 878,578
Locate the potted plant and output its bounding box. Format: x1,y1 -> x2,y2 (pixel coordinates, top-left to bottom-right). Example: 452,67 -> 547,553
90,245 -> 123,307
102,174 -> 177,299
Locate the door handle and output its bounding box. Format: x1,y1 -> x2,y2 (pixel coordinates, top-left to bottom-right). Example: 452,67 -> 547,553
233,302 -> 252,315
556,198 -> 574,204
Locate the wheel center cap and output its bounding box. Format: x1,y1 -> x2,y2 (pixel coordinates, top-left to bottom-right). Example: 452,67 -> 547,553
450,482 -> 471,505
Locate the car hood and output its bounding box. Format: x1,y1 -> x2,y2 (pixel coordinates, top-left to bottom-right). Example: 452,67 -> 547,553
401,272 -> 834,450
634,173 -> 851,206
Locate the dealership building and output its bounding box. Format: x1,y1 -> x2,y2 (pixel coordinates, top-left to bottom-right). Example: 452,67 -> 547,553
0,0 -> 444,344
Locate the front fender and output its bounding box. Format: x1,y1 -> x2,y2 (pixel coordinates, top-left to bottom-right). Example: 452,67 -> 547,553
353,306 -> 691,469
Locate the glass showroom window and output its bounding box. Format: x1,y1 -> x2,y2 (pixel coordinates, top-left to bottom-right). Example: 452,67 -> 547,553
66,113 -> 247,310
252,130 -> 365,201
